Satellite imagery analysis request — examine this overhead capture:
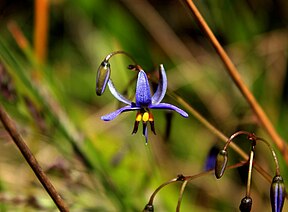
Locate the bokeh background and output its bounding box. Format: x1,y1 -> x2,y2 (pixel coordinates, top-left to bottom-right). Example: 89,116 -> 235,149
0,0 -> 288,211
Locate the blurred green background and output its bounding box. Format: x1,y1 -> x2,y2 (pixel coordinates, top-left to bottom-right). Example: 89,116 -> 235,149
0,0 -> 287,211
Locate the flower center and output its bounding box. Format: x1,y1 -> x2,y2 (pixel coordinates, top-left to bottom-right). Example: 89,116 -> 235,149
132,110 -> 156,141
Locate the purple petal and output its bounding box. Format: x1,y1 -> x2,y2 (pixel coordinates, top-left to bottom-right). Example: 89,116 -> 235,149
151,64 -> 167,105
204,146 -> 220,171
101,105 -> 140,121
135,70 -> 152,106
150,103 -> 188,118
108,79 -> 132,105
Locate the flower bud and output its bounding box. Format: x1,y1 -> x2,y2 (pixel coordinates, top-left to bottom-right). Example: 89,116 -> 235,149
96,60 -> 110,96
143,204 -> 154,212
215,149 -> 228,179
239,196 -> 252,212
270,175 -> 285,212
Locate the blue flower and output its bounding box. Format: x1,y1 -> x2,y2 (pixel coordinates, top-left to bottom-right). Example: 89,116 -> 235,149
101,65 -> 189,143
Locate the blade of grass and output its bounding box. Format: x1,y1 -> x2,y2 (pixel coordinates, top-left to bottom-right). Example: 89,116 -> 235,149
0,35 -> 130,211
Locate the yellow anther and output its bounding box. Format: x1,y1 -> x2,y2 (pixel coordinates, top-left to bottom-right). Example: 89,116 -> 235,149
136,112 -> 142,122
142,112 -> 149,122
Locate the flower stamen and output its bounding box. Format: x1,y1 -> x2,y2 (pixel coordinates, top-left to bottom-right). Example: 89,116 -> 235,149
142,111 -> 149,122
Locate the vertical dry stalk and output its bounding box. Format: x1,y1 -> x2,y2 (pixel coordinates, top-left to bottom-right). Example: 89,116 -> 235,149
34,0 -> 49,64
185,0 -> 288,164
0,105 -> 69,212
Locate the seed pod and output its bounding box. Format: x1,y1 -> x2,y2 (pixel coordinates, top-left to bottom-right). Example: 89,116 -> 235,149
239,196 -> 252,212
96,60 -> 111,96
215,149 -> 228,179
270,175 -> 285,212
143,204 -> 154,212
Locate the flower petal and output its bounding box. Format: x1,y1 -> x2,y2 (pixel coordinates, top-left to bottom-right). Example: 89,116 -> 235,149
151,64 -> 167,105
150,103 -> 188,118
101,105 -> 140,121
108,79 -> 132,105
204,145 -> 220,171
135,70 -> 152,106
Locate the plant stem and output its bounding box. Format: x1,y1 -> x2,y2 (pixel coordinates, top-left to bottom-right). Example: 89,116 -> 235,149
184,0 -> 288,164
176,180 -> 188,212
147,177 -> 179,205
0,105 -> 69,212
246,148 -> 255,197
34,0 -> 49,64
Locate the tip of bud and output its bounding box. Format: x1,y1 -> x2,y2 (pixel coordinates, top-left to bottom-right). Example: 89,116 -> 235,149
239,196 -> 252,212
143,204 -> 154,212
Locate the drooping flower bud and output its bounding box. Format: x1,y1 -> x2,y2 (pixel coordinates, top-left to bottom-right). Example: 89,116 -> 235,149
96,60 -> 110,96
143,204 -> 154,212
215,149 -> 228,179
270,175 -> 285,212
239,196 -> 252,212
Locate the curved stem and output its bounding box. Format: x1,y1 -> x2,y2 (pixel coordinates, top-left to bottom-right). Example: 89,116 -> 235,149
146,161 -> 258,211
176,180 -> 188,212
104,50 -> 137,65
223,131 -> 253,150
246,148 -> 255,197
147,177 -> 179,205
256,137 -> 280,175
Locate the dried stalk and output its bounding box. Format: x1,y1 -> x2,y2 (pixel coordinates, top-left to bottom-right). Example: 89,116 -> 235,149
0,105 -> 69,212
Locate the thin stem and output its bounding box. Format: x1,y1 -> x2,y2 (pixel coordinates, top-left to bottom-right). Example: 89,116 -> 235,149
104,50 -> 137,65
0,105 -> 69,212
184,0 -> 288,165
147,177 -> 180,205
176,180 -> 188,212
147,161 -> 247,209
223,130 -> 281,176
223,131 -> 253,150
256,137 -> 280,175
246,148 -> 255,197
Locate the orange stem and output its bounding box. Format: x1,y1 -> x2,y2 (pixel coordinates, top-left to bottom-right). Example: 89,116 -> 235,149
34,0 -> 49,64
